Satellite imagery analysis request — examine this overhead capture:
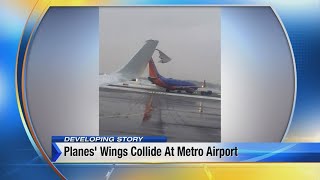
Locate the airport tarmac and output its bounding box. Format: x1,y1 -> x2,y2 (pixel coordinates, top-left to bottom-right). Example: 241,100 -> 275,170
99,88 -> 221,142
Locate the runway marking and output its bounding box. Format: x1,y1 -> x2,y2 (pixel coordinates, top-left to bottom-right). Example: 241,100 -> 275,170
100,86 -> 221,101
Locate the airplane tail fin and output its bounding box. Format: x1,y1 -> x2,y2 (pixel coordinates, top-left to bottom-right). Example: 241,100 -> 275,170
117,40 -> 159,79
149,58 -> 160,78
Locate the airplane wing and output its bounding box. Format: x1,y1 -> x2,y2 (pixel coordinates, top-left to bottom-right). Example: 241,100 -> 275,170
173,80 -> 207,89
117,40 -> 159,78
173,85 -> 199,89
156,49 -> 171,63
100,40 -> 159,86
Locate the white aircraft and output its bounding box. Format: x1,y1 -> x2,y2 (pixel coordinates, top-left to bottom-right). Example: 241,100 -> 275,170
99,40 -> 159,86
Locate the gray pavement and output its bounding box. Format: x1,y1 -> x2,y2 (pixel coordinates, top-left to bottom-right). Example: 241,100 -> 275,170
99,88 -> 221,142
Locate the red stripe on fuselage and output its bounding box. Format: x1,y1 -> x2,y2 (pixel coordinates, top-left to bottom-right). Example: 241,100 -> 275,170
150,76 -> 170,89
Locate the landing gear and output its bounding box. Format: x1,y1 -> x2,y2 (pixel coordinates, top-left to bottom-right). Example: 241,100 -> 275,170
166,89 -> 170,92
186,90 -> 194,94
200,90 -> 213,96
177,90 -> 181,93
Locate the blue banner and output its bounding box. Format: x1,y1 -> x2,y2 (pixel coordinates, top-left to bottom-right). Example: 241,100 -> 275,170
52,136 -> 167,143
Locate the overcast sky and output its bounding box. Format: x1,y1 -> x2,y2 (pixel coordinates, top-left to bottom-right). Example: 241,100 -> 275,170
99,7 -> 221,84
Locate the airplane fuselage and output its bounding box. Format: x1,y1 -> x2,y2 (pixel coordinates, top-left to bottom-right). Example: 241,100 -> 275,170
148,75 -> 198,93
148,58 -> 199,93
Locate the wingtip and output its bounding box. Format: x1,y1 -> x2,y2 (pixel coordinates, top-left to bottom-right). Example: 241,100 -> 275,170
146,39 -> 159,43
